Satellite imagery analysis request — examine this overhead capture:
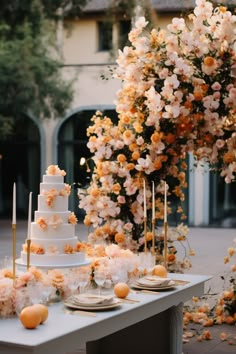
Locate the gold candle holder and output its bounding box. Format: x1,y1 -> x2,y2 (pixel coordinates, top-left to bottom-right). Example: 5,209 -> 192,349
27,239 -> 31,271
164,221 -> 168,269
144,217 -> 147,253
12,223 -> 16,279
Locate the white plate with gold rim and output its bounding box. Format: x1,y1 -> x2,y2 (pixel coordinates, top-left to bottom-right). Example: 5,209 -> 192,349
131,282 -> 176,291
64,298 -> 121,311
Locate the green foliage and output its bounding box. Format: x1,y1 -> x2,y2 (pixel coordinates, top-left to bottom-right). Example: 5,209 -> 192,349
0,23 -> 73,120
0,0 -> 89,31
0,0 -> 89,138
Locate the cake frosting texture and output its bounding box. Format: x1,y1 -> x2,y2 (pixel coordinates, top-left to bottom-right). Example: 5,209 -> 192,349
19,165 -> 86,268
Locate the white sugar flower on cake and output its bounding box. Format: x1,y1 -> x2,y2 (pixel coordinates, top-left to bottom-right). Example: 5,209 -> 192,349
48,215 -> 63,229
46,165 -> 66,176
45,245 -> 59,254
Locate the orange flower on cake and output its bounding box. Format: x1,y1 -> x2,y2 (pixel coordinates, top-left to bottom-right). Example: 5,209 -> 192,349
46,165 -> 66,176
68,212 -> 78,225
42,189 -> 58,207
64,244 -> 76,254
60,183 -> 71,196
36,217 -> 48,230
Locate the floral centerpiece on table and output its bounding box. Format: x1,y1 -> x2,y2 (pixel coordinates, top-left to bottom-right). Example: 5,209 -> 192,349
0,266 -> 73,317
78,0 -> 235,268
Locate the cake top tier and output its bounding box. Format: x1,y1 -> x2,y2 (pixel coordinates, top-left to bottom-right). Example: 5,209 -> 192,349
46,165 -> 66,177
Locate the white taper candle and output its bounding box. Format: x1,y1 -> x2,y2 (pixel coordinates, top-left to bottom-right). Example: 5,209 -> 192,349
164,182 -> 167,223
27,192 -> 32,240
12,183 -> 16,225
152,181 -> 155,221
143,179 -> 147,218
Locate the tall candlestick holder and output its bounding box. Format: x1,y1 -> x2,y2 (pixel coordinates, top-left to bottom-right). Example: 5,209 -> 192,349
163,221 -> 168,269
144,217 -> 147,253
27,239 -> 31,271
12,223 -> 16,279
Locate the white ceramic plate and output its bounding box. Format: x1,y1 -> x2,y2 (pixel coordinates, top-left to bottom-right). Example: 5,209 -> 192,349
64,298 -> 121,311
68,294 -> 115,307
131,282 -> 176,291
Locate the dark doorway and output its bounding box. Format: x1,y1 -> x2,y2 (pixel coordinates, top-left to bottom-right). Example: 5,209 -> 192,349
57,109 -> 118,220
209,172 -> 236,227
0,114 -> 41,219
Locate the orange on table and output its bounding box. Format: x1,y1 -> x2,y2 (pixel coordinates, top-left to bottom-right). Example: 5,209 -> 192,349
19,305 -> 42,329
32,304 -> 48,324
114,282 -> 130,298
152,265 -> 168,278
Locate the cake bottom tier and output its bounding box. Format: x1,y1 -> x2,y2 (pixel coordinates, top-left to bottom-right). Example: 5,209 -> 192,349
18,251 -> 87,268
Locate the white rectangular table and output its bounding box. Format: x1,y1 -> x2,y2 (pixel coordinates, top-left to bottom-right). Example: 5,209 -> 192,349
0,273 -> 210,354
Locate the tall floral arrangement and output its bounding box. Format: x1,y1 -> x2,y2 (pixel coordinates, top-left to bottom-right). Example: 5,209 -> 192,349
79,0 -> 235,263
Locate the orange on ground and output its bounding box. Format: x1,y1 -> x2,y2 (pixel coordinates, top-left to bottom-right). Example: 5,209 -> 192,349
114,282 -> 130,298
19,305 -> 42,329
32,304 -> 49,324
152,265 -> 168,278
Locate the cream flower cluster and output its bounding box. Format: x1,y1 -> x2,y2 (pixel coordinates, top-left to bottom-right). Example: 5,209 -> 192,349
79,0 -> 235,262
114,0 -> 236,182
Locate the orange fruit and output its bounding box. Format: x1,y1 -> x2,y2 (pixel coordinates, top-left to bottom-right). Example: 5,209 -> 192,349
152,265 -> 168,278
114,282 -> 130,298
19,305 -> 42,329
32,304 -> 48,324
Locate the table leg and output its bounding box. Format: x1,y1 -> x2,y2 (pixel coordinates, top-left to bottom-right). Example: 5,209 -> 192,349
87,303 -> 183,354
169,302 -> 183,354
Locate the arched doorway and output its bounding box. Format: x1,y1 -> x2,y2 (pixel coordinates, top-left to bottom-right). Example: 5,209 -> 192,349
0,114 -> 41,219
209,172 -> 236,227
57,108 -> 118,220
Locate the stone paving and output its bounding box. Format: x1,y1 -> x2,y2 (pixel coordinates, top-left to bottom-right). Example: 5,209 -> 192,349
0,219 -> 236,353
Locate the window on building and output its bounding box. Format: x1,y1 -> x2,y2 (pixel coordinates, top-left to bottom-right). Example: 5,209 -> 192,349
119,20 -> 131,49
98,21 -> 112,51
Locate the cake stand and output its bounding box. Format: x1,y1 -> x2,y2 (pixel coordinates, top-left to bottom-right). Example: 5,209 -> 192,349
15,258 -> 91,270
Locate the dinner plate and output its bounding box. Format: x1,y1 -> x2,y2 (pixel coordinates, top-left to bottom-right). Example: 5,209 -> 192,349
135,278 -> 174,287
64,298 -> 121,311
67,294 -> 115,308
131,282 -> 176,291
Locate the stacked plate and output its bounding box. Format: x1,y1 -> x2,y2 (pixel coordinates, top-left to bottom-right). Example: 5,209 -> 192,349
64,293 -> 121,311
132,276 -> 176,291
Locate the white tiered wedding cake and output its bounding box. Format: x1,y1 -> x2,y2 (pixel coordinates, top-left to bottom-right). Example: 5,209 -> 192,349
17,165 -> 88,268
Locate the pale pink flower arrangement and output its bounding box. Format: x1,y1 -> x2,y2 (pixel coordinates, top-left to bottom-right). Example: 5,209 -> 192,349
0,278 -> 15,317
0,267 -> 52,317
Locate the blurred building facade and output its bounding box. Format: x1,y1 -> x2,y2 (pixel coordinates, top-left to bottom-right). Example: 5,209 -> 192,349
0,0 -> 235,227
